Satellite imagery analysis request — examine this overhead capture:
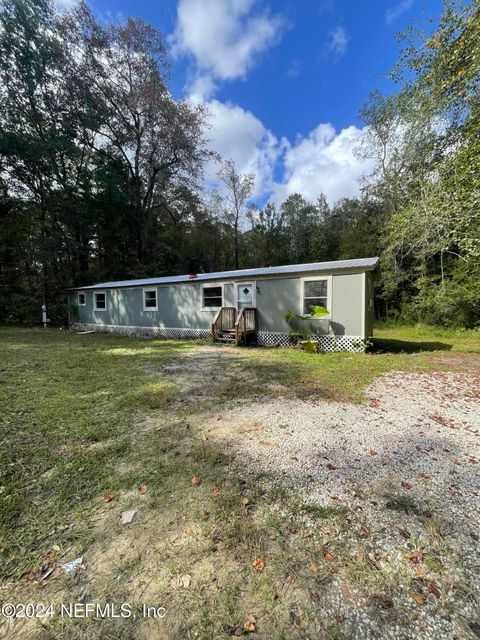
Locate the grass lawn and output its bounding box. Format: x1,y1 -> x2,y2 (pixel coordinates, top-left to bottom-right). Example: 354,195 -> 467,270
0,324 -> 478,639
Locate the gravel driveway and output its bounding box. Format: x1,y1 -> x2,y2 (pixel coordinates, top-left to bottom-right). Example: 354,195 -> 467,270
205,368 -> 480,640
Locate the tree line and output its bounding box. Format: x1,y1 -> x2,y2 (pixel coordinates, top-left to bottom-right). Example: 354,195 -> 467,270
0,0 -> 478,327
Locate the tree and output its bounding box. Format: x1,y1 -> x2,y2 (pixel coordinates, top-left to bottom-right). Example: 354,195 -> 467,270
358,0 -> 480,326
62,2 -> 212,268
217,159 -> 255,269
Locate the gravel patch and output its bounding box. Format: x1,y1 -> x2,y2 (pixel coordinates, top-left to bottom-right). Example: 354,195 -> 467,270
206,370 -> 480,640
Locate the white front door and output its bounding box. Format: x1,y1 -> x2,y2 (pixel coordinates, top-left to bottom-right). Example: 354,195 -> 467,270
236,283 -> 254,309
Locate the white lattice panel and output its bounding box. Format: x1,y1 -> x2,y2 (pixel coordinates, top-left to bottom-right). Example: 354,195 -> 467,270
256,332 -> 366,352
71,324 -> 365,352
71,323 -> 209,340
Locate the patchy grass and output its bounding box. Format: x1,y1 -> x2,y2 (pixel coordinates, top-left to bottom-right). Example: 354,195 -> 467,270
0,325 -> 478,639
242,322 -> 480,402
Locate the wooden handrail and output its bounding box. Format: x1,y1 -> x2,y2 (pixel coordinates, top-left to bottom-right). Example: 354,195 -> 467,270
234,307 -> 245,345
212,307 -> 236,341
211,307 -> 223,342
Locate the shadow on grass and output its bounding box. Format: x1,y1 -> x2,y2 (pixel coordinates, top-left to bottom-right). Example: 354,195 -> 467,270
371,338 -> 452,354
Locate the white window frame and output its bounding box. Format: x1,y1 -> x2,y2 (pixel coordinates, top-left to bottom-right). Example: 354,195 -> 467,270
201,283 -> 224,311
94,290 -> 107,312
143,288 -> 158,312
300,275 -> 332,318
234,281 -> 257,310
78,292 -> 86,306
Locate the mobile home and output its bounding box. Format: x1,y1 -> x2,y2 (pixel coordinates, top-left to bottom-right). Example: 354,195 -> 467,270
67,257 -> 378,352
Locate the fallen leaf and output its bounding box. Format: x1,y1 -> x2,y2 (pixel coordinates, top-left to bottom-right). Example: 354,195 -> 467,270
372,594 -> 393,609
241,496 -> 250,507
369,449 -> 377,456
252,557 -> 265,572
410,591 -> 426,605
341,581 -> 355,602
408,550 -> 423,564
211,486 -> 220,496
191,476 -> 202,486
179,574 -> 191,588
103,492 -> 114,503
323,550 -> 336,561
310,562 -> 319,574
336,613 -> 345,623
121,510 -> 137,526
417,473 -> 430,480
47,567 -> 63,581
427,582 -> 441,598
243,614 -> 256,633
401,481 -> 412,490
138,485 -> 148,495
360,524 -> 370,538
468,458 -> 478,465
326,463 -> 337,470
431,413 -> 455,428
453,459 -> 461,466
221,624 -> 242,636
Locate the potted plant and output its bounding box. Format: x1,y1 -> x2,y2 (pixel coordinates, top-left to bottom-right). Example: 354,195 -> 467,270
285,305 -> 329,352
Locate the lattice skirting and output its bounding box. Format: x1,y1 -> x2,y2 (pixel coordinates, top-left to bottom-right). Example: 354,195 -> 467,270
70,323 -> 210,340
70,323 -> 366,352
256,332 -> 367,352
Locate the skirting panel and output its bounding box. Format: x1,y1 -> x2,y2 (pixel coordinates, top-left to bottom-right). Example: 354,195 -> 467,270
70,323 -> 210,340
70,323 -> 366,352
256,332 -> 367,352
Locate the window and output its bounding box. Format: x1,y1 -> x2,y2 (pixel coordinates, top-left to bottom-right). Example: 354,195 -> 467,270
94,292 -> 106,311
202,285 -> 223,309
143,288 -> 158,311
302,278 -> 330,316
78,292 -> 86,306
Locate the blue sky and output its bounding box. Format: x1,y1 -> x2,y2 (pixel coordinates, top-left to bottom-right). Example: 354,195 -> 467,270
68,0 -> 443,205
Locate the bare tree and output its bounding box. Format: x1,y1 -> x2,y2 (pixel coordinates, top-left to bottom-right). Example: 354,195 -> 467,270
217,159 -> 254,269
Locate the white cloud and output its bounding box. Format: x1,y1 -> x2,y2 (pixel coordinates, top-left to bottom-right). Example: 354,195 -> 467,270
203,99 -> 372,205
204,100 -> 284,196
171,0 -> 284,98
328,26 -> 349,58
272,123 -> 373,206
385,0 -> 414,25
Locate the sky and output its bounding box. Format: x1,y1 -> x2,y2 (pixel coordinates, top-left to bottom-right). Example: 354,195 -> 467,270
60,0 -> 443,206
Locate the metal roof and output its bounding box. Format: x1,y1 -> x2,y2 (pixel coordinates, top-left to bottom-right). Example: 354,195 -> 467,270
68,257 -> 379,291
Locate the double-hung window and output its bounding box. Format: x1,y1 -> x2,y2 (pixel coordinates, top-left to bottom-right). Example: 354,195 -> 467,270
302,278 -> 330,316
94,292 -> 106,311
202,285 -> 223,309
143,288 -> 158,311
78,292 -> 86,306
